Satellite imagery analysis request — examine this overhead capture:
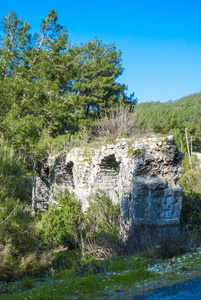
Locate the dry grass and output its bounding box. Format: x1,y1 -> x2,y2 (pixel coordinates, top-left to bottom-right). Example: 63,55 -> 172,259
81,232 -> 119,260
91,104 -> 140,141
0,239 -> 54,281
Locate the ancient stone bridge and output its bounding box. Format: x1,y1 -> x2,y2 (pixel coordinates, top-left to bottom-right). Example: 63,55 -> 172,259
32,135 -> 184,253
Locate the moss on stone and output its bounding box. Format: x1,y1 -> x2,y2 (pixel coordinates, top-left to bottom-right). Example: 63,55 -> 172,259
127,148 -> 142,156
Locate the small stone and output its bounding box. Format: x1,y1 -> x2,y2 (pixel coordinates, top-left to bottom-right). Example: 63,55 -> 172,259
167,135 -> 174,142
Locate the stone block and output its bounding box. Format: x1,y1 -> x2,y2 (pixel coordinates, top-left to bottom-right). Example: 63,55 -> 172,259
172,185 -> 182,196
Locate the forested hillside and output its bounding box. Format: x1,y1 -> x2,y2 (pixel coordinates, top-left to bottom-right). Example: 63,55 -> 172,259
136,92 -> 201,152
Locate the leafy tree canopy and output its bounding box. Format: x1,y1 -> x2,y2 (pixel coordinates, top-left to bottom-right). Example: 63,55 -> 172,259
0,9 -> 135,155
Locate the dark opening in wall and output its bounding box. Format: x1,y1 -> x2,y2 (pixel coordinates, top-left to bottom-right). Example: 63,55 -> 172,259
65,161 -> 74,176
100,154 -> 120,172
55,161 -> 74,189
36,160 -> 49,178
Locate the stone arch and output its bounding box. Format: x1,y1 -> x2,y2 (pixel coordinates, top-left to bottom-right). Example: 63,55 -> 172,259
93,154 -> 120,203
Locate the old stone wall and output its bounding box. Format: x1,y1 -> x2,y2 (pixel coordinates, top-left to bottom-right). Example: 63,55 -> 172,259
32,135 -> 184,253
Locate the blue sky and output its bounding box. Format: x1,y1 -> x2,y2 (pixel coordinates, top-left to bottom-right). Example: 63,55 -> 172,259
1,0 -> 201,103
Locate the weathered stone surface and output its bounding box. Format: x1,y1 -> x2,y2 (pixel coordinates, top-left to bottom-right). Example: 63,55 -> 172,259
32,135 -> 184,253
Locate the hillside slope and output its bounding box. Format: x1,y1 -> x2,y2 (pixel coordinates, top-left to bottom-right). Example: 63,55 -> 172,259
136,92 -> 201,152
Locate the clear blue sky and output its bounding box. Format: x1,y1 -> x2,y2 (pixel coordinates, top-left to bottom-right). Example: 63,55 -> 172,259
1,0 -> 201,103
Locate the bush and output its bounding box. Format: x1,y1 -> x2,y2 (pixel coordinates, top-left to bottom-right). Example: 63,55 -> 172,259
0,241 -> 53,281
0,198 -> 52,281
83,190 -> 120,259
0,139 -> 49,281
38,189 -> 84,249
0,184 -> 121,279
180,166 -> 201,231
91,104 -> 139,141
0,139 -> 31,202
86,190 -> 120,236
0,198 -> 53,281
33,130 -> 89,158
51,249 -> 79,272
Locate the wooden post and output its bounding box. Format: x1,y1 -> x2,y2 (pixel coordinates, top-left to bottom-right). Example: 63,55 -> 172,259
185,128 -> 192,168
191,136 -> 193,156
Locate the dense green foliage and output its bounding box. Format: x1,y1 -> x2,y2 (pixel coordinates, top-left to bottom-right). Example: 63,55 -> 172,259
38,189 -> 84,249
0,140 -> 52,281
69,40 -> 127,121
38,190 -> 120,260
86,190 -> 120,237
137,92 -> 201,152
83,191 -> 120,259
0,137 -> 31,245
0,9 -> 134,156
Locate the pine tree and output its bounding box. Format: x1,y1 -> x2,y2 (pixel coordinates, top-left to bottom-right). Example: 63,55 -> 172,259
0,10 -> 134,154
69,39 -> 128,122
0,10 -> 75,152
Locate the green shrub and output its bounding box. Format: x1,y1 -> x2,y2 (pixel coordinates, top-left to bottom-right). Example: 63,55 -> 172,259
38,189 -> 84,249
51,249 -> 78,271
19,276 -> 34,291
0,140 -> 49,281
33,130 -> 89,158
180,165 -> 201,231
86,190 -> 120,236
83,190 -> 120,259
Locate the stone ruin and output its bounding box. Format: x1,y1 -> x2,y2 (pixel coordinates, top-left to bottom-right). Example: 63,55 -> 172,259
32,135 -> 184,253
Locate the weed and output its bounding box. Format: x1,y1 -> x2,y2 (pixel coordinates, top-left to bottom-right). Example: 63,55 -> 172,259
19,276 -> 34,291
127,148 -> 142,156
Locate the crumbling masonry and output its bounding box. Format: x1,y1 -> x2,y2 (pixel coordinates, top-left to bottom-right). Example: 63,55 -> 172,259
32,135 -> 184,253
